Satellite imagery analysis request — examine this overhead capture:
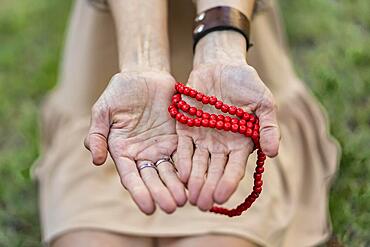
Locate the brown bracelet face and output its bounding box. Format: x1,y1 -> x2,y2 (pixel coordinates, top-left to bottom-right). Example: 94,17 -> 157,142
193,6 -> 251,51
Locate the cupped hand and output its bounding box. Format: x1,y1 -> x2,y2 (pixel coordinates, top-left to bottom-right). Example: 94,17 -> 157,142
176,62 -> 280,211
84,71 -> 186,215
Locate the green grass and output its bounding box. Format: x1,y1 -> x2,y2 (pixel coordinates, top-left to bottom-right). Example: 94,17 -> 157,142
0,0 -> 369,246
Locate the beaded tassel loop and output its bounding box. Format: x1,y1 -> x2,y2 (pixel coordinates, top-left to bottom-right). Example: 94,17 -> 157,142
168,82 -> 266,217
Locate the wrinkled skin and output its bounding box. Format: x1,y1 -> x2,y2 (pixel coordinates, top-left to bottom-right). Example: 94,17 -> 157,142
85,71 -> 186,215
176,62 -> 280,211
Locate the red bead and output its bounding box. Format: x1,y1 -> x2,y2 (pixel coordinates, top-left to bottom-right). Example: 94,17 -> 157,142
228,106 -> 237,115
252,130 -> 259,140
183,87 -> 190,95
255,167 -> 264,173
246,122 -> 253,128
254,180 -> 263,187
189,107 -> 197,115
209,96 -> 217,105
216,121 -> 224,130
221,104 -> 229,113
189,89 -> 197,98
180,115 -> 188,124
254,124 -> 260,130
196,109 -> 203,118
215,101 -> 223,109
202,96 -> 210,104
209,119 -> 216,128
194,118 -> 201,127
224,122 -> 231,131
245,128 -> 252,137
243,198 -> 252,206
258,152 -> 266,159
231,118 -> 239,125
181,104 -> 190,112
172,94 -> 181,103
187,118 -> 194,127
210,114 -> 217,120
257,160 -> 264,167
236,108 -> 244,117
177,100 -> 186,108
248,196 -> 256,203
224,116 -> 231,122
196,93 -> 203,101
254,173 -> 262,180
239,119 -> 246,126
239,125 -> 247,134
176,113 -> 182,121
202,112 -> 210,119
169,109 -> 177,118
258,155 -> 266,161
252,192 -> 260,198
177,85 -> 184,93
217,115 -> 224,121
249,115 -> 256,123
231,124 -> 239,133
243,112 -> 250,121
201,119 -> 209,127
253,186 -> 262,193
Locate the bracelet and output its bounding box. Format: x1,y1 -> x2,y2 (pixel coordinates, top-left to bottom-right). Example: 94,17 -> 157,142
193,6 -> 252,52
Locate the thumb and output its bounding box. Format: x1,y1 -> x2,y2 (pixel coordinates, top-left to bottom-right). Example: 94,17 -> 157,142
255,98 -> 280,158
84,103 -> 110,165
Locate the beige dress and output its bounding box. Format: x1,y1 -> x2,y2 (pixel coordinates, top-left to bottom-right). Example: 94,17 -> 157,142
33,0 -> 340,246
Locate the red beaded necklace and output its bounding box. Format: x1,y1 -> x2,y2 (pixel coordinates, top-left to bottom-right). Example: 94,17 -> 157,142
168,82 -> 266,217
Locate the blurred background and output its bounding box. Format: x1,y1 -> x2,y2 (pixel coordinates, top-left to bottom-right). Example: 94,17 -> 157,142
0,0 -> 369,246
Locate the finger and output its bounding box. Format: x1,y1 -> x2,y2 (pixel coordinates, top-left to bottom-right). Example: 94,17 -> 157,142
188,148 -> 209,205
197,153 -> 227,211
115,157 -> 155,215
157,161 -> 187,207
138,161 -> 177,214
175,135 -> 194,183
85,103 -> 110,165
214,148 -> 251,204
256,98 -> 280,157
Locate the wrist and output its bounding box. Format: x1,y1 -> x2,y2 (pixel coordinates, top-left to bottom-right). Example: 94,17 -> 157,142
193,31 -> 247,66
119,40 -> 170,72
112,0 -> 170,72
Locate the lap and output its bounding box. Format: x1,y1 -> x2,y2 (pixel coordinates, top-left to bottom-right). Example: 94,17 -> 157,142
51,230 -> 152,247
51,230 -> 256,247
158,235 -> 257,247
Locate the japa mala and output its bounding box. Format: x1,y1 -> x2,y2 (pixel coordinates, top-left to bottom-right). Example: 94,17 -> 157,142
168,82 -> 266,217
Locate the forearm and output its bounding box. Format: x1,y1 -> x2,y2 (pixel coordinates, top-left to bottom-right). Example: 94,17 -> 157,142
196,0 -> 255,20
108,0 -> 170,71
194,31 -> 247,66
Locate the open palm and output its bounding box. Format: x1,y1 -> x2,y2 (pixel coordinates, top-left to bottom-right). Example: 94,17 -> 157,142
176,63 -> 279,211
85,71 -> 186,215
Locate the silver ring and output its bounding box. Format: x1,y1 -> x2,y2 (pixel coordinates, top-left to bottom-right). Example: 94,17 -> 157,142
155,157 -> 174,167
138,162 -> 157,172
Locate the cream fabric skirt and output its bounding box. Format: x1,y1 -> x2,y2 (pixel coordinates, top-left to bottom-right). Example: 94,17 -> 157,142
33,0 -> 340,246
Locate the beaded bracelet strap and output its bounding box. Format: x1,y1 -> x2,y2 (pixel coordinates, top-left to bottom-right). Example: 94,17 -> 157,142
168,83 -> 266,217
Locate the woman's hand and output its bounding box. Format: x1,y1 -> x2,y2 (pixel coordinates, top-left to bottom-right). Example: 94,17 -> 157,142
85,71 -> 186,215
176,31 -> 280,211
